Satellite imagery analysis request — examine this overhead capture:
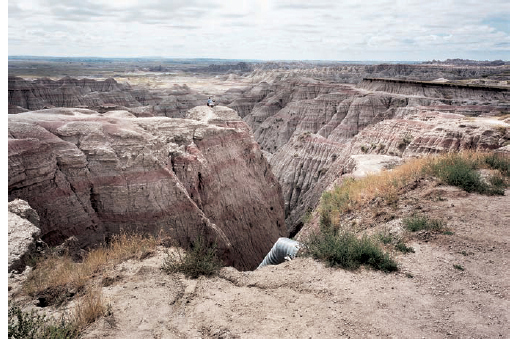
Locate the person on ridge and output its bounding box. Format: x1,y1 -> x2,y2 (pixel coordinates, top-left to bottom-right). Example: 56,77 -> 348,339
207,97 -> 215,107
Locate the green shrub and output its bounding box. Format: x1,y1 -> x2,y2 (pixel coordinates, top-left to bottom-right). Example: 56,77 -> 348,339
403,214 -> 445,232
377,230 -> 393,245
453,264 -> 465,271
8,303 -> 78,339
162,237 -> 222,279
427,153 -> 507,195
303,224 -> 398,272
429,156 -> 485,193
395,241 -> 415,253
484,153 -> 510,176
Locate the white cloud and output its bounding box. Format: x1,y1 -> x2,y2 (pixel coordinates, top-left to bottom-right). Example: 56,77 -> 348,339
8,0 -> 510,60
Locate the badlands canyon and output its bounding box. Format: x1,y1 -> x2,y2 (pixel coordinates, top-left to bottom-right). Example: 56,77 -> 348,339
8,58 -> 510,338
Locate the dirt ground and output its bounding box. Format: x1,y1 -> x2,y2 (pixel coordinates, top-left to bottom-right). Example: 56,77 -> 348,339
67,183 -> 509,339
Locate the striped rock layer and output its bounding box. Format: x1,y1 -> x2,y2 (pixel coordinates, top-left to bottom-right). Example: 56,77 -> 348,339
8,106 -> 286,270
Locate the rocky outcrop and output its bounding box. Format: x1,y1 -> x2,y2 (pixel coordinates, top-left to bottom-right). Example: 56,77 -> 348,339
358,78 -> 509,101
8,199 -> 41,272
234,71 -> 510,235
8,106 -> 286,270
8,76 -> 143,111
153,92 -> 207,118
269,133 -> 349,235
348,108 -> 509,157
8,75 -> 217,122
246,63 -> 509,84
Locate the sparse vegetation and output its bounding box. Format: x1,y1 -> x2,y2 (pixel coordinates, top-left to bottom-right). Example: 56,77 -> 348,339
320,156 -> 428,223
313,152 -> 508,274
403,214 -> 445,232
428,155 -> 493,194
395,241 -> 415,254
398,134 -> 413,150
377,229 -> 393,245
8,302 -> 78,339
24,232 -> 158,304
320,153 -> 508,228
426,152 -> 509,195
10,232 -> 157,338
8,289 -> 108,338
162,237 -> 222,279
73,288 -> 108,330
453,264 -> 465,271
302,208 -> 313,224
303,222 -> 398,273
484,153 -> 510,176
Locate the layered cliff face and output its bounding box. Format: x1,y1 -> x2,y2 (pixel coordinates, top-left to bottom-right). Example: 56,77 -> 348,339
8,75 -> 215,120
8,76 -> 142,111
358,78 -> 509,102
246,63 -> 509,84
236,72 -> 509,235
8,106 -> 286,270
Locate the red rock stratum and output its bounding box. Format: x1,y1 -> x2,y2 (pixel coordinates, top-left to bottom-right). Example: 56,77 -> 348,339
8,106 -> 286,270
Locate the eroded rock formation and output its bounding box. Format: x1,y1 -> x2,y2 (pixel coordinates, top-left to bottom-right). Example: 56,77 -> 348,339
8,76 -> 141,111
8,106 -> 285,270
359,78 -> 509,102
8,75 -> 214,120
8,199 -> 41,272
235,72 -> 510,235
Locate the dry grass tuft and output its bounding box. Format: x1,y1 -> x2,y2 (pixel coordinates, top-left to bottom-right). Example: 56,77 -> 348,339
24,232 -> 159,305
74,288 -> 107,329
321,156 -> 429,224
107,232 -> 159,263
321,151 -> 509,227
24,255 -> 89,302
16,233 -> 157,337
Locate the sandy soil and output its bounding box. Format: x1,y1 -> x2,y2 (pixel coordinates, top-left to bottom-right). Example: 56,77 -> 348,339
74,183 -> 510,339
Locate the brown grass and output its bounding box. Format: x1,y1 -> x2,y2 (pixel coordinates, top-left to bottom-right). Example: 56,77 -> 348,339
320,151 -> 507,226
24,232 -> 159,303
322,156 -> 429,224
73,288 -> 107,330
15,232 -> 159,336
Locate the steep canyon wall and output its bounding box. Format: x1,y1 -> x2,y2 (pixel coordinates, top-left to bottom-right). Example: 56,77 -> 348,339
8,106 -> 286,270
234,72 -> 510,235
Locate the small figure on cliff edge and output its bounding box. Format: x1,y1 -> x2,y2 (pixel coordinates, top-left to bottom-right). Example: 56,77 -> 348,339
207,97 -> 215,107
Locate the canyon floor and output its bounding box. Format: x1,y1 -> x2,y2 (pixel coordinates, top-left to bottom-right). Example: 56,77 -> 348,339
74,184 -> 509,339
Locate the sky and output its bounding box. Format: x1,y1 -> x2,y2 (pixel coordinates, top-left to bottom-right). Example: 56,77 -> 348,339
7,0 -> 510,61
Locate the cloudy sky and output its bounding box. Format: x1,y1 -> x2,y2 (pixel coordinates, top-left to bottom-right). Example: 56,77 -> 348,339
8,0 -> 510,61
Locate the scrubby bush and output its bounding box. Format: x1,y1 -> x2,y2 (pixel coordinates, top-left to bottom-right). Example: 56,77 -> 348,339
484,153 -> 510,176
403,214 -> 445,232
426,152 -> 508,195
73,289 -> 108,330
8,303 -> 78,339
377,229 -> 394,245
395,241 -> 415,253
162,237 -> 222,279
428,155 -> 485,193
453,264 -> 465,271
303,223 -> 398,272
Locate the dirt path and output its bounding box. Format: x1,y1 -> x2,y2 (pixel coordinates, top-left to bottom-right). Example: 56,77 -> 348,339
81,186 -> 509,339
